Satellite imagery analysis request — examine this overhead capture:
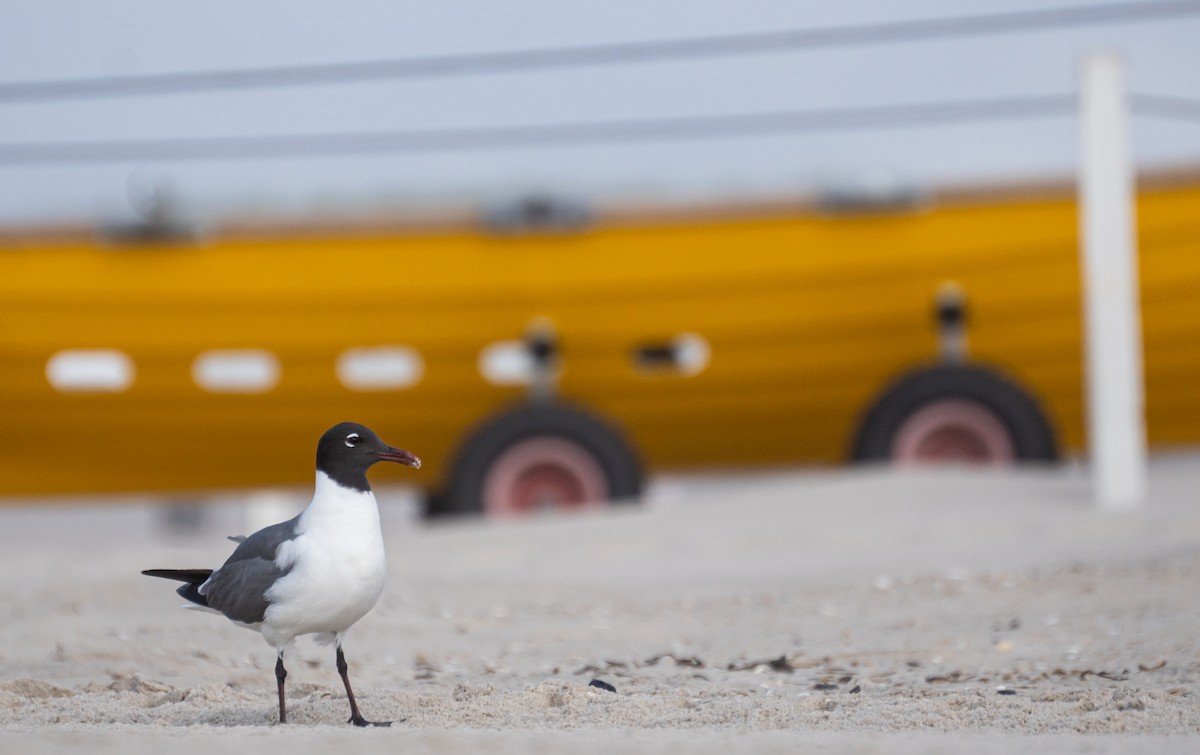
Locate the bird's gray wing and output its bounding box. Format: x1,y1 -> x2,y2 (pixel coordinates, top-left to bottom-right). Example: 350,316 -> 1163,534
202,558 -> 284,624
222,515 -> 300,566
203,515 -> 301,624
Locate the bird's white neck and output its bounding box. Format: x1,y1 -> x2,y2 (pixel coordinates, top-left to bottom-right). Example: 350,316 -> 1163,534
298,470 -> 381,538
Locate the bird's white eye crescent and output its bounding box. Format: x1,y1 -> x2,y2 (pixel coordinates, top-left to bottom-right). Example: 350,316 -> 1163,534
345,433 -> 360,448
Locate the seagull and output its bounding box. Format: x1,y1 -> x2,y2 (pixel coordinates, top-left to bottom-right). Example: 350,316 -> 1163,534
142,422 -> 421,726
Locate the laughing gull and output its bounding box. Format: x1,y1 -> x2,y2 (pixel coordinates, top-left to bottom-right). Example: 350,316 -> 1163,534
143,422 -> 421,726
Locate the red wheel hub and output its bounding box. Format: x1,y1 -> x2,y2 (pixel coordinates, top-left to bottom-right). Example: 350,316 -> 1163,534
891,399 -> 1015,464
482,437 -> 609,516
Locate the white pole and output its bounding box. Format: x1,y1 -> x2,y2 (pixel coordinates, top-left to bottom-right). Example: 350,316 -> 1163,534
1078,51 -> 1146,510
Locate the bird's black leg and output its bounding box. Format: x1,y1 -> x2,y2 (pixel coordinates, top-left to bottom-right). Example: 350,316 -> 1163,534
275,651 -> 288,724
336,645 -> 390,727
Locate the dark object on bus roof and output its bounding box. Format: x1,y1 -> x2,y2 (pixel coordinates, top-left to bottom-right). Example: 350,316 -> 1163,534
483,194 -> 591,233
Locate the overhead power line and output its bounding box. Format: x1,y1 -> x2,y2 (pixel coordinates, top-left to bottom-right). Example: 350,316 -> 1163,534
0,95 -> 1075,166
1133,93 -> 1200,122
1,1 -> 1197,103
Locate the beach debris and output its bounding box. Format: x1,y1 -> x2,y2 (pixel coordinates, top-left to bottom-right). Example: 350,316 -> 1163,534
414,654 -> 438,680
642,653 -> 705,668
992,617 -> 1022,632
588,679 -> 617,693
849,685 -> 861,694
996,687 -> 1017,695
575,654 -> 705,675
1138,659 -> 1167,672
925,671 -> 969,684
726,655 -> 795,673
926,666 -> 1134,686
1080,669 -> 1129,681
1111,690 -> 1148,711
573,660 -> 630,676
1026,668 -> 1131,682
812,683 -> 838,691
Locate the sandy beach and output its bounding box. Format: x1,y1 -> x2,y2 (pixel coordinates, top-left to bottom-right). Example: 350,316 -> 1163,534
2,458 -> 1198,753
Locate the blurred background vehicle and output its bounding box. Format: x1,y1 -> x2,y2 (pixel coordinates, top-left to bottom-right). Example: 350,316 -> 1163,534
2,1 -> 1198,516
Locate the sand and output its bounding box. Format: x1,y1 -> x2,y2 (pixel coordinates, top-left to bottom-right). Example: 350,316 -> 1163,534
2,458 -> 1199,753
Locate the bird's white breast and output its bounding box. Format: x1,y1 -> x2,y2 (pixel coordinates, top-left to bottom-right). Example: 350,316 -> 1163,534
261,472 -> 387,646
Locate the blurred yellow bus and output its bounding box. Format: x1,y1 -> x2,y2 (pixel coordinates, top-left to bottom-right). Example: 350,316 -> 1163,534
2,168 -> 1197,515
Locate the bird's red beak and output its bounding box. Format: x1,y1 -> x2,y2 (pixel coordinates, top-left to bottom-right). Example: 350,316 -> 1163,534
376,447 -> 421,469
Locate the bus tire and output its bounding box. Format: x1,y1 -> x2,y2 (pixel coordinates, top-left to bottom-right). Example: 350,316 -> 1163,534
851,364 -> 1058,464
440,403 -> 642,517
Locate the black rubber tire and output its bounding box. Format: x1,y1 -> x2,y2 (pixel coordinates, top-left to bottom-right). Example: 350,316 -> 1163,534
851,364 -> 1058,463
435,402 -> 643,517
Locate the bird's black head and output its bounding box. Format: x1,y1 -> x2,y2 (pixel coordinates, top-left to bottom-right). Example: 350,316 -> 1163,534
316,421 -> 421,492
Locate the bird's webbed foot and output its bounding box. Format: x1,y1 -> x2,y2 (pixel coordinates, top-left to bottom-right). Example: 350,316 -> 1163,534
349,713 -> 392,727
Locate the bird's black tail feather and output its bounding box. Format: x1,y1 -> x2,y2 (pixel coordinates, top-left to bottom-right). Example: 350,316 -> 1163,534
141,568 -> 213,608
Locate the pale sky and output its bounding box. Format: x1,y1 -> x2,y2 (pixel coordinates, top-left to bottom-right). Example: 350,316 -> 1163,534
1,0 -> 1198,224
